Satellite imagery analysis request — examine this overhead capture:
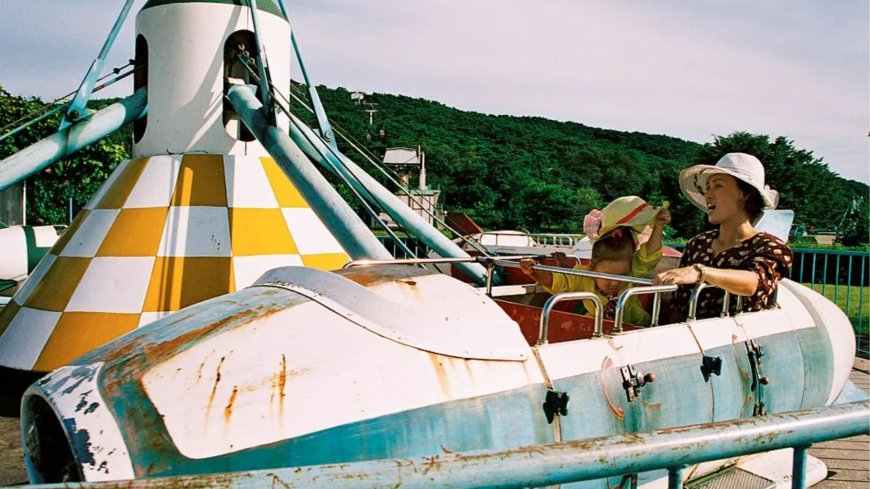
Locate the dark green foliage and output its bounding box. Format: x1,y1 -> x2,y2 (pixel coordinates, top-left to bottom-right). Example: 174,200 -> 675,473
0,85 -> 131,224
693,132 -> 868,244
2,82 -> 866,244
291,83 -> 700,234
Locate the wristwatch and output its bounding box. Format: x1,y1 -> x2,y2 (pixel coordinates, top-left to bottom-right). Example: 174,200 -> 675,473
693,263 -> 707,284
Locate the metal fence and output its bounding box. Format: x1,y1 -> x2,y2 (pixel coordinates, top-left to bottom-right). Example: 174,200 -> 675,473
788,248 -> 869,356
377,235 -> 430,259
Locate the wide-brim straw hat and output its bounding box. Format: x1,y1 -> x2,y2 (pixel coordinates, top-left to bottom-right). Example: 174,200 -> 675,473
586,196 -> 664,242
679,153 -> 779,211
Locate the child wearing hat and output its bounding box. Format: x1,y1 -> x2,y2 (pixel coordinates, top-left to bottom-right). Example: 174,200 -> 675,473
520,196 -> 671,326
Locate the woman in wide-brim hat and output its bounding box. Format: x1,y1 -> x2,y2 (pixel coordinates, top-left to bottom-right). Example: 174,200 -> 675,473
654,153 -> 793,320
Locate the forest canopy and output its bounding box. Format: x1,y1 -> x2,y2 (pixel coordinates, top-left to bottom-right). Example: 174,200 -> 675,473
1,82 -> 867,244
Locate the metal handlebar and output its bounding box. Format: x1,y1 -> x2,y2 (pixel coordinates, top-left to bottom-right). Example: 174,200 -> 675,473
688,285 -> 749,321
613,285 -> 679,333
687,283 -> 708,321
538,292 -> 603,345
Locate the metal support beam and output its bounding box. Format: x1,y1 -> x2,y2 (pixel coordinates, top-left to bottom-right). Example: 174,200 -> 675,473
0,88 -> 147,191
227,84 -> 390,260
60,0 -> 137,128
272,0 -> 337,148
245,0 -> 275,123
286,112 -> 492,285
792,445 -> 809,489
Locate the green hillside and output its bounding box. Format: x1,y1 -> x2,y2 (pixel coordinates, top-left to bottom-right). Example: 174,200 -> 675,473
291,83 -> 867,243
1,83 -> 867,244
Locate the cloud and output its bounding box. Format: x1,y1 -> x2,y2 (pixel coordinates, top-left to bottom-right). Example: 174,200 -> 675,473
1,0 -> 867,182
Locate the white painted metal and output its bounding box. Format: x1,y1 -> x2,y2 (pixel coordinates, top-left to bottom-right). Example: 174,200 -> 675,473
133,3 -> 291,157
0,226 -> 29,281
255,267 -> 529,360
780,280 -> 857,405
537,323 -> 700,382
8,253 -> 56,305
66,257 -> 156,312
24,363 -> 135,482
124,156 -> 183,208
58,210 -> 119,257
0,225 -> 61,281
157,207 -> 232,257
142,269 -> 542,459
0,307 -> 61,369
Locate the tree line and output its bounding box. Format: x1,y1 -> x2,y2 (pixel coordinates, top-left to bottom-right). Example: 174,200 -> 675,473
1,83 -> 867,245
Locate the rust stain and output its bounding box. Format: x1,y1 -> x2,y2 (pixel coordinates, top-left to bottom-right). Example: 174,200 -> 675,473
94,293 -> 289,368
731,335 -> 750,381
278,354 -> 287,420
439,444 -> 453,454
428,353 -> 451,399
337,263 -> 433,287
267,472 -> 292,489
197,358 -> 207,381
423,455 -> 437,475
278,354 -> 287,401
224,385 -> 239,422
205,356 -> 227,419
639,399 -> 662,410
599,356 -> 625,420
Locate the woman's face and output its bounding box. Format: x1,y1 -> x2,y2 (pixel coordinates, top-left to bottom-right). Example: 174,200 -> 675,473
592,259 -> 631,297
704,174 -> 749,225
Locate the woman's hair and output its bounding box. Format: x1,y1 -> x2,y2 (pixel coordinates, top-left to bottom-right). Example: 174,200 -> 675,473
590,228 -> 635,268
736,179 -> 764,222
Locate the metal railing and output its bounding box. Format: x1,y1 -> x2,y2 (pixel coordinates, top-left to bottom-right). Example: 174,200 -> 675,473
21,401 -> 868,489
538,291 -> 603,344
614,285 -> 678,329
789,248 -> 868,355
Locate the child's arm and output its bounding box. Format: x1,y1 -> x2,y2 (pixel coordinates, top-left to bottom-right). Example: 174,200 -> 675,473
520,258 -> 553,288
644,205 -> 671,255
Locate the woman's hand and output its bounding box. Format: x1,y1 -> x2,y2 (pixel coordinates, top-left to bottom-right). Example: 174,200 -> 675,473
653,266 -> 700,286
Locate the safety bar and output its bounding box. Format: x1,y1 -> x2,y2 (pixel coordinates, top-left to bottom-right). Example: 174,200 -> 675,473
688,286 -> 748,321
33,401 -> 868,489
687,283 -> 708,320
538,292 -> 603,345
494,260 -> 654,286
344,257 -> 479,268
613,285 -> 678,333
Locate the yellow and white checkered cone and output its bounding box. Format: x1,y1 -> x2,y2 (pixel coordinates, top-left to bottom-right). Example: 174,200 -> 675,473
0,154 -> 349,373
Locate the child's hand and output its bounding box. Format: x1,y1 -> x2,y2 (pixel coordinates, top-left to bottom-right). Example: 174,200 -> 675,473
654,208 -> 672,228
551,251 -> 568,268
519,258 -> 536,277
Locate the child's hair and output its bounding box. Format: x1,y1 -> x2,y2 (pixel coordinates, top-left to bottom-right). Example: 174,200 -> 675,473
590,228 -> 635,268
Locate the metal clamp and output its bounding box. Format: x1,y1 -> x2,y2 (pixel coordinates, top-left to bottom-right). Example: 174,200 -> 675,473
538,292 -> 603,345
613,285 -> 678,333
621,364 -> 656,403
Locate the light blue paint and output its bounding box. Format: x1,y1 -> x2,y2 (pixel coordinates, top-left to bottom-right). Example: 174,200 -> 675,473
21,401 -> 870,489
59,0 -> 137,129
0,88 -> 147,191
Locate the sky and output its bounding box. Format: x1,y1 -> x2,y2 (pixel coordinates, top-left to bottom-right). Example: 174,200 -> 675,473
1,0 -> 867,183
